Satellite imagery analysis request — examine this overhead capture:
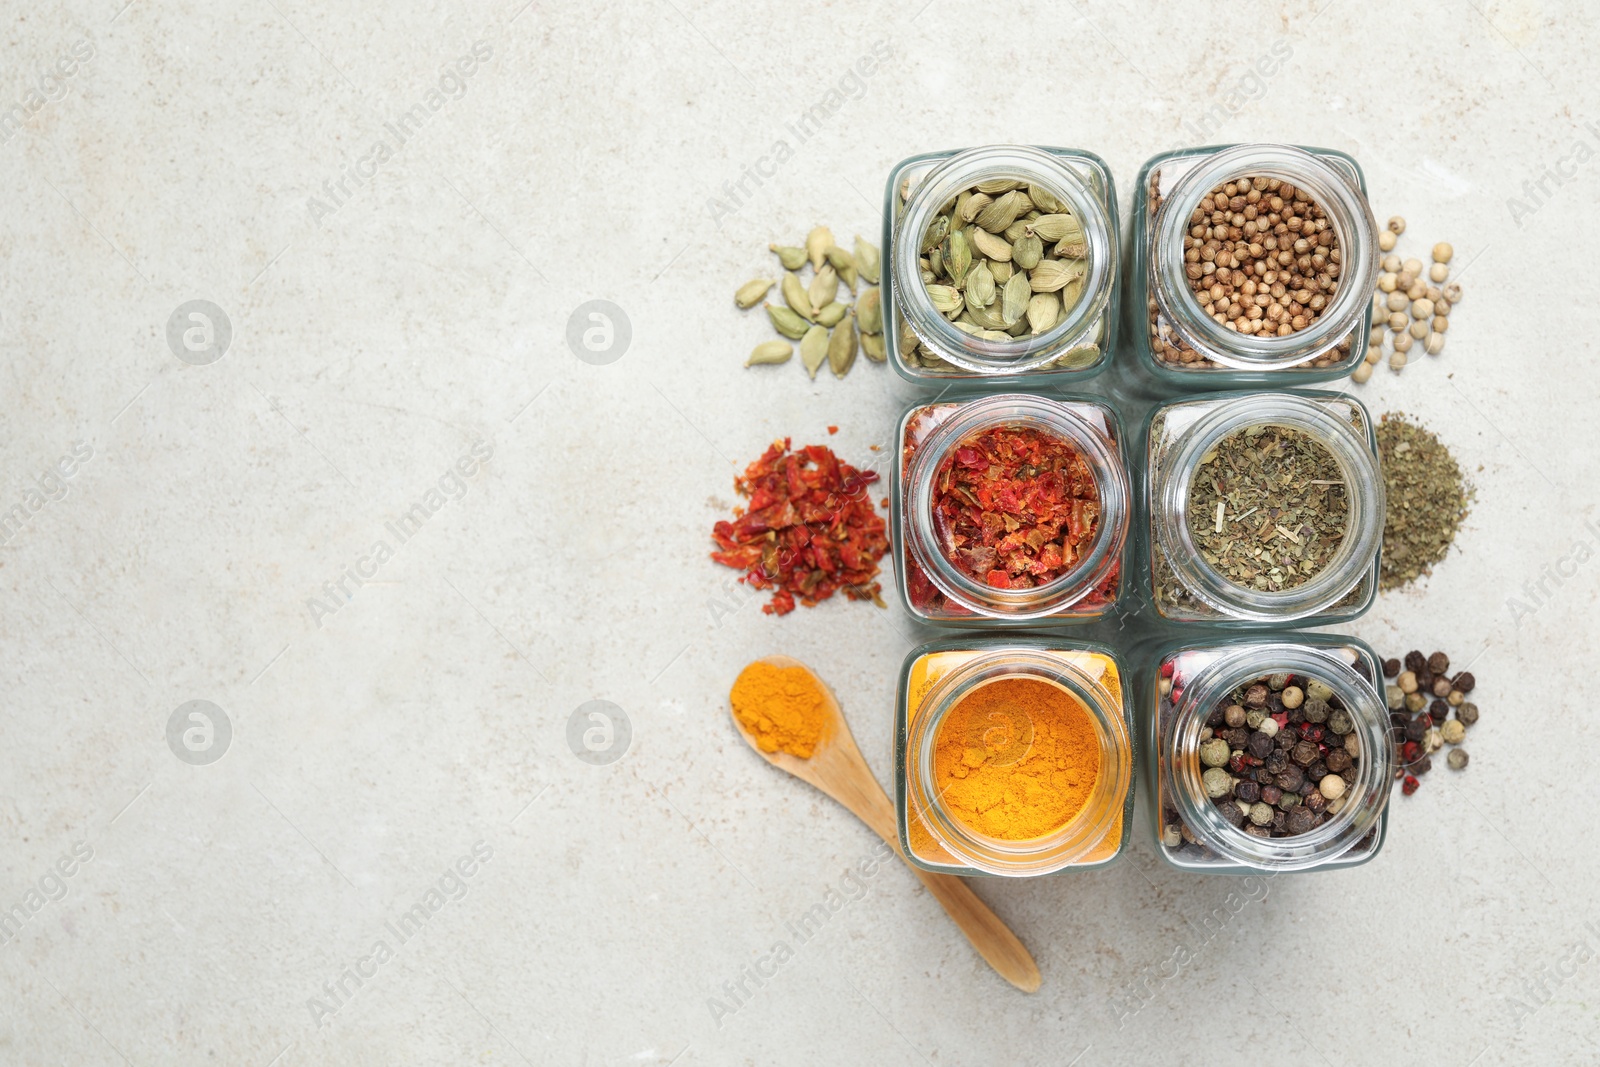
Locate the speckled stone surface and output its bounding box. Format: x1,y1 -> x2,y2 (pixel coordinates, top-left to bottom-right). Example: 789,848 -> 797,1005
1,1 -> 1596,1063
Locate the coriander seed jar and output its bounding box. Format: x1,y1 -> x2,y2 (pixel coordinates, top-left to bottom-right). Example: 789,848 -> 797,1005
884,145 -> 1119,385
896,639 -> 1134,876
894,394 -> 1129,625
1146,636 -> 1393,873
1128,144 -> 1379,387
1142,390 -> 1382,626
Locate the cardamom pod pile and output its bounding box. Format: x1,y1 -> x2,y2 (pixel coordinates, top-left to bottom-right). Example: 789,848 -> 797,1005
734,227 -> 884,380
898,177 -> 1099,371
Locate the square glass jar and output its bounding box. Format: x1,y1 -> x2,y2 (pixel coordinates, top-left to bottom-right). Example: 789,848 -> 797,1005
1125,143 -> 1378,389
892,393 -> 1129,626
895,637 -> 1134,877
1142,633 -> 1393,874
1140,390 -> 1382,627
883,145 -> 1120,386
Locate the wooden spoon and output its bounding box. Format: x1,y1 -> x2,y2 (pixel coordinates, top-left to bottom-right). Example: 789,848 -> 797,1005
730,655 -> 1041,993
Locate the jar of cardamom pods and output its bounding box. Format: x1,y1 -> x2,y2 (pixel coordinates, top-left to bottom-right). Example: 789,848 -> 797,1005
1146,635 -> 1393,873
1142,390 -> 1383,626
1128,143 -> 1379,388
884,145 -> 1119,385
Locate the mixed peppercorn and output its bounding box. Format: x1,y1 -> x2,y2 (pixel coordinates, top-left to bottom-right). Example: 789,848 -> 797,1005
710,439 -> 889,615
1383,648 -> 1477,793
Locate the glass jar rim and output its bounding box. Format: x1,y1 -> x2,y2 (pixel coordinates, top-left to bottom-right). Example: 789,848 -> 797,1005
1161,643 -> 1394,871
893,145 -> 1116,373
1150,144 -> 1378,370
1154,393 -> 1382,622
906,395 -> 1128,620
909,648 -> 1129,875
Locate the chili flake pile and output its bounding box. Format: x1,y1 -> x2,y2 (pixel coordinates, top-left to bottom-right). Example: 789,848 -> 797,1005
710,439 -> 889,616
932,425 -> 1101,589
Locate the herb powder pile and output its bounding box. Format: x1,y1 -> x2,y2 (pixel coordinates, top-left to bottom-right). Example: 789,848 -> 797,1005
1375,414 -> 1473,591
1186,424 -> 1349,591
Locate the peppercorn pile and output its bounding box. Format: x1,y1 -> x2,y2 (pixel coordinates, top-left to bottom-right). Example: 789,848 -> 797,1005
1350,215 -> 1462,383
710,439 -> 889,616
1383,649 -> 1477,794
1161,670 -> 1363,850
1376,413 -> 1474,591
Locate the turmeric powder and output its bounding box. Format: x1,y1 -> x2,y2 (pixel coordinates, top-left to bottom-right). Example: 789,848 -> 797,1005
933,677 -> 1100,840
730,661 -> 830,757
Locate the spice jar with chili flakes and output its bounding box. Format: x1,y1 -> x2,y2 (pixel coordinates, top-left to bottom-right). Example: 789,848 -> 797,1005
1143,390 -> 1383,626
894,394 -> 1130,625
1146,636 -> 1394,873
895,638 -> 1134,876
883,144 -> 1119,384
1127,143 -> 1379,388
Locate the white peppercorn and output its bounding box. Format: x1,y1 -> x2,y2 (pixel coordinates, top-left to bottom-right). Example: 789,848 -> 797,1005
1425,332 -> 1445,355
1443,282 -> 1462,303
1412,297 -> 1434,319
1318,774 -> 1347,800
1402,257 -> 1423,276
1381,254 -> 1402,273
1432,316 -> 1448,333
1426,286 -> 1443,302
1429,262 -> 1449,283
1434,298 -> 1451,316
1378,229 -> 1397,251
1408,319 -> 1428,340
1258,716 -> 1280,737
1386,291 -> 1409,312
1432,242 -> 1453,263
1369,325 -> 1387,347
1350,362 -> 1372,384
1395,271 -> 1416,292
1364,347 -> 1382,366
1378,272 -> 1398,293
1389,351 -> 1408,371
1388,216 -> 1406,234
1393,330 -> 1413,352
1406,281 -> 1428,301
1388,312 -> 1408,331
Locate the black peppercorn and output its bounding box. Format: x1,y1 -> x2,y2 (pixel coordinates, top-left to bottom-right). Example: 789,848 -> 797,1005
1276,765 -> 1305,792
1278,725 -> 1300,748
1235,780 -> 1261,804
1292,740 -> 1319,766
1428,651 -> 1449,675
1247,732 -> 1274,759
1245,684 -> 1269,708
1261,784 -> 1283,806
1405,650 -> 1426,673
1303,789 -> 1327,813
1431,676 -> 1453,698
1326,749 -> 1352,774
1412,754 -> 1433,776
1264,750 -> 1289,774
1383,657 -> 1401,678
1416,669 -> 1434,692
1429,698 -> 1450,720
1453,671 -> 1476,694
1287,807 -> 1314,834
1217,799 -> 1247,827
1404,716 -> 1428,743
1458,702 -> 1479,726
1205,705 -> 1226,727
1271,810 -> 1288,833
1306,761 -> 1328,783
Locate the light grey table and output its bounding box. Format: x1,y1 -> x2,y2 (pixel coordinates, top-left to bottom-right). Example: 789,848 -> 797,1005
2,1 -> 1594,1063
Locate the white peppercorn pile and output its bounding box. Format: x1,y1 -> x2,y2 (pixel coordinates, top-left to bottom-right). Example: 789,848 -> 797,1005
1350,216 -> 1462,384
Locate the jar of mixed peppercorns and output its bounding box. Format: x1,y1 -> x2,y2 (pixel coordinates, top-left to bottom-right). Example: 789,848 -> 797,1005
1142,390 -> 1383,626
894,393 -> 1129,624
1127,144 -> 1378,388
884,145 -> 1120,385
1147,636 -> 1394,873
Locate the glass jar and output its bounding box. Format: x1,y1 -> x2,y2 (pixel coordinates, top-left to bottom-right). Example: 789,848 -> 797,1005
1143,390 -> 1382,626
1127,143 -> 1378,388
883,145 -> 1119,385
893,393 -> 1129,625
896,638 -> 1134,876
1145,635 -> 1393,873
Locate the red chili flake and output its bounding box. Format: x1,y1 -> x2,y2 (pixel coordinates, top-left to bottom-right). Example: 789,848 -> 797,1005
709,439 -> 889,616
929,424 -> 1100,590
827,425 -> 838,435
1401,775 -> 1420,796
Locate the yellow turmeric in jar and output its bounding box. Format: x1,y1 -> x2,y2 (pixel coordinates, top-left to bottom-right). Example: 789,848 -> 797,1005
933,677 -> 1100,840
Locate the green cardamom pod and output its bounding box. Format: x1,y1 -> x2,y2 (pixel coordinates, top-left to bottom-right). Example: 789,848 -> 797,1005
958,192 -> 992,223
800,324 -> 829,379
782,272 -> 815,320
1051,344 -> 1100,369
828,313 -> 858,378
855,287 -> 882,333
809,264 -> 839,312
860,330 -> 886,362
971,227 -> 1012,262
898,317 -> 919,357
1028,184 -> 1065,214
854,235 -> 881,284
920,214 -> 948,253
928,246 -> 944,278
815,301 -> 848,327
805,225 -> 834,271
735,277 -> 774,308
989,259 -> 1013,284
1013,234 -> 1043,270
942,229 -> 972,286
1060,276 -> 1086,313
1026,291 -> 1060,335
1003,219 -> 1032,243
981,328 -> 1014,342
1001,272 -> 1032,326
769,243 -> 807,271
965,261 -> 996,307
975,178 -> 1020,194
974,190 -> 1022,233
746,340 -> 793,366
1011,192 -> 1034,216
765,303 -> 810,339
1055,238 -> 1088,259
966,299 -> 1007,331
824,245 -> 853,272
1030,213 -> 1082,242
1028,259 -> 1082,293
924,284 -> 963,314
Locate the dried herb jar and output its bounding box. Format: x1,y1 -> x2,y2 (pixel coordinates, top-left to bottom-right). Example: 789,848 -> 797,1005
896,638 -> 1134,876
1143,390 -> 1382,626
1146,636 -> 1393,873
893,393 -> 1129,625
883,145 -> 1119,385
1128,144 -> 1378,388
